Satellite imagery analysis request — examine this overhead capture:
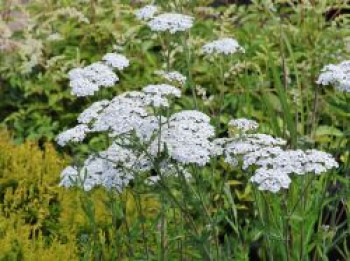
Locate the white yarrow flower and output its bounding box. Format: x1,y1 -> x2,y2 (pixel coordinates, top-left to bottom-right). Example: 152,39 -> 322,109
135,5 -> 158,21
91,92 -> 148,135
147,13 -> 194,34
56,124 -> 90,146
250,168 -> 291,193
229,118 -> 259,132
155,70 -> 187,85
316,60 -> 350,92
149,110 -> 216,166
102,53 -> 130,70
83,62 -> 119,87
246,148 -> 338,193
202,38 -> 245,55
217,118 -> 338,193
143,84 -> 181,98
68,62 -> 119,97
69,77 -> 99,96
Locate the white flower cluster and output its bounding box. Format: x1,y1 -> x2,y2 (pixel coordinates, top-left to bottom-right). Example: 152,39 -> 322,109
68,52 -> 130,97
216,120 -> 338,193
91,92 -> 149,136
57,92 -> 148,147
68,63 -> 118,96
149,110 -> 216,166
60,154 -> 133,192
143,84 -> 182,107
147,13 -> 194,34
60,137 -> 155,192
56,124 -> 90,146
155,70 -> 187,85
316,60 -> 350,92
245,148 -> 338,193
202,38 -> 245,55
228,118 -> 259,133
102,53 -> 130,70
58,78 -> 220,191
135,5 -> 158,21
250,168 -> 291,193
215,134 -> 286,167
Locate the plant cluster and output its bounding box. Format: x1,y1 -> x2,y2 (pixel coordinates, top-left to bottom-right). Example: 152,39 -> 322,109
0,0 -> 349,260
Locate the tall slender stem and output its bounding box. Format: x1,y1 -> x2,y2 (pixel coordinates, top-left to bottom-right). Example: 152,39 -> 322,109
160,200 -> 166,261
183,32 -> 197,109
89,0 -> 96,24
311,84 -> 319,138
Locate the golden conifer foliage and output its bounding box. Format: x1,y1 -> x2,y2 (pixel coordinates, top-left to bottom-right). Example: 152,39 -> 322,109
0,130 -> 78,260
0,130 -> 162,260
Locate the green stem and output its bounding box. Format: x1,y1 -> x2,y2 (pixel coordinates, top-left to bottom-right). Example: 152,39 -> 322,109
89,0 -> 95,24
160,200 -> 166,261
183,32 -> 197,109
311,84 -> 319,138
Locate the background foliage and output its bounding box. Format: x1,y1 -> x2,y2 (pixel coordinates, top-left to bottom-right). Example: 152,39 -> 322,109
0,0 -> 349,260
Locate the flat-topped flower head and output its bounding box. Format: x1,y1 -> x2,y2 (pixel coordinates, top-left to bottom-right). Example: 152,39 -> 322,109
56,124 -> 90,146
155,70 -> 187,85
316,60 -> 350,92
69,77 -> 99,97
216,130 -> 286,167
102,53 -> 130,70
303,149 -> 339,174
149,110 -> 216,166
100,142 -> 151,171
143,84 -> 181,98
68,62 -> 119,96
250,168 -> 291,193
83,62 -> 119,87
135,5 -> 158,21
235,140 -> 338,193
245,148 -> 338,193
147,13 -> 194,34
143,84 -> 181,108
62,156 -> 134,192
202,38 -> 245,55
60,140 -> 149,192
229,118 -> 259,133
92,93 -> 148,136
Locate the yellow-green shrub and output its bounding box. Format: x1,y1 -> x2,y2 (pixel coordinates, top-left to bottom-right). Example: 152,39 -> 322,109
0,130 -> 79,260
0,131 -> 161,260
